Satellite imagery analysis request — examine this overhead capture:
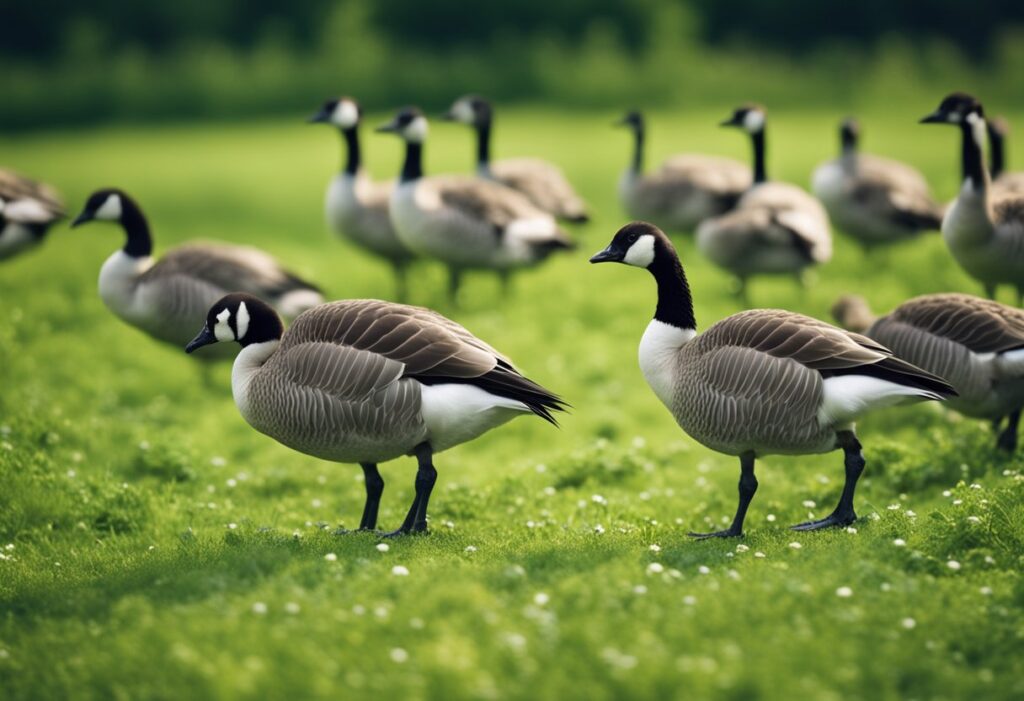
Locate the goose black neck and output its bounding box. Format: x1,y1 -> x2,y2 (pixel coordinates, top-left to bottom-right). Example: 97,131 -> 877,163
751,130 -> 767,184
476,122 -> 492,169
960,122 -> 987,190
342,127 -> 360,175
401,141 -> 423,183
120,199 -> 152,257
841,130 -> 857,158
631,126 -> 645,174
650,245 -> 696,330
988,128 -> 1005,179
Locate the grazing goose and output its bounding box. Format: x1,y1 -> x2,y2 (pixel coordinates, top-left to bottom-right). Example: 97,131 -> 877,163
377,107 -> 573,304
185,293 -> 565,534
0,169 -> 64,261
921,93 -> 1024,302
590,222 -> 954,537
308,97 -> 415,301
833,293 -> 1024,451
615,110 -> 750,232
71,189 -> 324,358
696,105 -> 832,299
442,95 -> 589,223
812,118 -> 942,250
987,117 -> 1024,195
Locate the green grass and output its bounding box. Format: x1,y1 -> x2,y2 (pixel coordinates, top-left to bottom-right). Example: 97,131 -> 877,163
2,105 -> 1024,700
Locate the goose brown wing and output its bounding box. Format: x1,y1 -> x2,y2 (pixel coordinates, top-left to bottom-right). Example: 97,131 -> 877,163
886,294 -> 1024,354
0,168 -> 64,220
433,177 -> 541,233
144,244 -> 320,297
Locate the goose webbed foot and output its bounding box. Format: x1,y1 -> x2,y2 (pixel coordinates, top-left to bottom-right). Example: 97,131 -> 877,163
789,509 -> 856,531
688,527 -> 744,539
382,443 -> 437,538
791,431 -> 866,532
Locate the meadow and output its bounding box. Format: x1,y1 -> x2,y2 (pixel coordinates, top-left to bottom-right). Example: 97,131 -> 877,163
1,105 -> 1023,700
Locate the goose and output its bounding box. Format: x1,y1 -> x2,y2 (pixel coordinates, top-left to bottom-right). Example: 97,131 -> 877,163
442,95 -> 589,223
987,117 -> 1024,195
0,168 -> 64,261
695,105 -> 832,299
308,97 -> 415,301
615,110 -> 750,232
376,107 -> 573,304
811,118 -> 942,250
833,293 -> 1024,451
185,293 -> 566,534
921,93 -> 1024,302
71,189 -> 324,358
590,221 -> 955,537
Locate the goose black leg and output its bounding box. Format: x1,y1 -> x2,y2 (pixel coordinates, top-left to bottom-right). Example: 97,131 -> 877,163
689,451 -> 757,539
448,267 -> 463,307
393,261 -> 410,304
996,409 -> 1021,452
791,431 -> 865,531
498,269 -> 514,298
984,283 -> 997,301
383,443 -> 437,537
359,463 -> 385,530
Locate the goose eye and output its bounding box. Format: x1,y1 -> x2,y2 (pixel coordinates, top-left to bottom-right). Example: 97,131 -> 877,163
628,233 -> 638,243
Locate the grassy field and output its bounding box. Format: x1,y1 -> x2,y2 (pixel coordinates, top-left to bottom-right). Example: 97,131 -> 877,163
2,105 -> 1024,700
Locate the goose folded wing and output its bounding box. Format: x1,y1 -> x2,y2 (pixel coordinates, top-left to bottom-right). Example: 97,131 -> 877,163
146,244 -> 320,296
888,294 -> 1024,354
850,177 -> 941,230
0,169 -> 64,220
434,178 -> 537,234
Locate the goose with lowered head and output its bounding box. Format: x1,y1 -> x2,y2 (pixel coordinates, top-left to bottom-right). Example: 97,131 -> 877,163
0,168 -> 64,261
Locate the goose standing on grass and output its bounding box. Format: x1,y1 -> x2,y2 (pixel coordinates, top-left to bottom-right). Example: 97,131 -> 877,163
71,189 -> 324,358
812,118 -> 942,250
833,293 -> 1024,452
0,169 -> 64,261
377,107 -> 573,304
615,110 -> 750,232
590,222 -> 955,537
185,293 -> 565,534
922,94 -> 1024,302
442,95 -> 589,223
308,97 -> 415,301
696,105 -> 832,300
987,117 -> 1024,195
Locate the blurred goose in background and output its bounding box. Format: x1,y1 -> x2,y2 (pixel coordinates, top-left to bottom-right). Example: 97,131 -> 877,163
0,169 -> 64,261
922,93 -> 1024,302
72,189 -> 323,359
185,293 -> 565,534
309,97 -> 416,302
615,110 -> 750,232
834,293 -> 1024,451
442,95 -> 589,223
987,117 -> 1024,195
812,117 -> 942,250
590,221 -> 954,537
696,105 -> 832,300
377,107 -> 573,304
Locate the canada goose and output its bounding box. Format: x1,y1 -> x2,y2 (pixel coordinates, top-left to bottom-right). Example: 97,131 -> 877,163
308,97 -> 415,301
696,105 -> 832,299
921,93 -> 1024,302
376,107 -> 573,304
590,222 -> 954,537
812,118 -> 942,250
614,110 -> 750,232
987,117 -> 1024,195
185,293 -> 565,534
833,293 -> 1024,451
0,169 -> 64,261
71,189 -> 324,358
442,95 -> 589,223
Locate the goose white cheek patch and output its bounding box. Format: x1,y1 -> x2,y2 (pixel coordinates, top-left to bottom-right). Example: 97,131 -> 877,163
95,194 -> 123,221
743,111 -> 765,133
404,116 -> 428,143
235,301 -> 250,340
214,308 -> 235,342
451,100 -> 475,124
623,234 -> 656,268
334,100 -> 359,129
966,112 -> 986,150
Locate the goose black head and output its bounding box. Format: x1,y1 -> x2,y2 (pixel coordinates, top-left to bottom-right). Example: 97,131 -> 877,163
376,107 -> 428,143
308,97 -> 361,130
186,293 -> 283,353
615,110 -> 644,131
443,95 -> 492,127
72,188 -> 131,227
721,104 -> 766,133
840,117 -> 860,151
920,92 -> 984,126
590,221 -> 671,269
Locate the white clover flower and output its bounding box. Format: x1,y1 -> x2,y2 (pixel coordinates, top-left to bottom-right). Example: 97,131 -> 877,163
376,543 -> 390,553
901,617 -> 917,629
647,562 -> 665,575
464,545 -> 477,553
533,592 -> 550,606
947,560 -> 961,571
392,565 -> 410,576
698,565 -> 710,575
649,544 -> 661,553
980,586 -> 993,596
543,486 -> 556,496
966,516 -> 981,524
835,586 -> 853,598
593,524 -> 606,535
766,514 -> 776,522
736,544 -> 749,553
846,527 -> 858,534
802,500 -> 816,508
754,551 -> 766,559
682,595 -> 697,606
324,553 -> 338,562
905,510 -> 917,518
251,602 -> 268,615
893,538 -> 906,547
211,456 -> 227,467
591,494 -> 607,505
632,585 -> 647,595
788,542 -> 802,550
389,648 -> 409,663
284,602 -> 300,614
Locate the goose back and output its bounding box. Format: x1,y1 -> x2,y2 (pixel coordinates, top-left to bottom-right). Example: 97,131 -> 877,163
490,158 -> 588,222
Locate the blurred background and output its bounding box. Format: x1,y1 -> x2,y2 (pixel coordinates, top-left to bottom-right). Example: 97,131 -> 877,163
3,0 -> 1024,131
